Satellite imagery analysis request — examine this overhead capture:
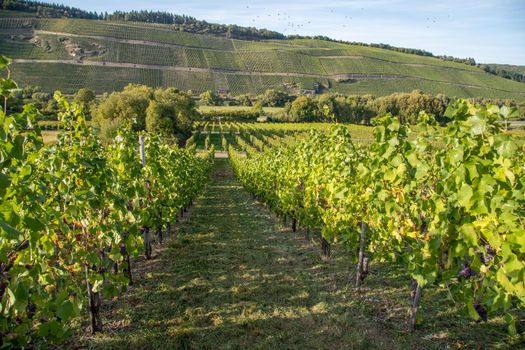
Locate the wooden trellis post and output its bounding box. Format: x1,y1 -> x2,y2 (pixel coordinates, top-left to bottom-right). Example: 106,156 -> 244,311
139,136 -> 152,259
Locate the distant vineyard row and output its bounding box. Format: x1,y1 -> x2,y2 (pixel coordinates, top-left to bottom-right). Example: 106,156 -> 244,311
7,62 -> 525,102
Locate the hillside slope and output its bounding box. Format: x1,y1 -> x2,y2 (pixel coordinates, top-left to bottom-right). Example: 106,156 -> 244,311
1,16 -> 525,100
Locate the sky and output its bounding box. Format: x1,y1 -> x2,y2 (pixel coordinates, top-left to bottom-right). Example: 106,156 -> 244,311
41,0 -> 525,65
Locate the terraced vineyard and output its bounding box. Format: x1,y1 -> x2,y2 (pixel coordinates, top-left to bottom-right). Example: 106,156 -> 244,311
1,16 -> 525,99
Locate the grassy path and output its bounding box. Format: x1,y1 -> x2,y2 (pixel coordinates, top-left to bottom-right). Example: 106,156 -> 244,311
86,159 -> 521,349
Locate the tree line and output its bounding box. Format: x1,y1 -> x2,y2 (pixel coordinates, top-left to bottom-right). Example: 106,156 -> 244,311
6,85 -> 524,129
196,88 -> 524,124
0,0 -> 285,40
1,0 -> 101,19
4,83 -> 196,143
479,64 -> 525,83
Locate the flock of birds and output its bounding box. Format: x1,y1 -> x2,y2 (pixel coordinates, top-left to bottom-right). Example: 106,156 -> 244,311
241,5 -> 443,33
242,5 -> 364,33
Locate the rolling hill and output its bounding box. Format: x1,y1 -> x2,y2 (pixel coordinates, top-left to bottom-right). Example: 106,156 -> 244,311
1,14 -> 525,101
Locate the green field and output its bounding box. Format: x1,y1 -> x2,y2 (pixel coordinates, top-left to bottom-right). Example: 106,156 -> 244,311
1,16 -> 525,99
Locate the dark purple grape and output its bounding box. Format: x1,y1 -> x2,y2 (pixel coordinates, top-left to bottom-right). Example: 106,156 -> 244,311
485,244 -> 496,259
458,263 -> 474,279
480,244 -> 496,264
474,302 -> 488,322
418,213 -> 430,233
28,303 -> 36,319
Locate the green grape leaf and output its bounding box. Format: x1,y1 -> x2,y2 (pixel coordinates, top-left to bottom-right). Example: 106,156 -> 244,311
467,300 -> 480,321
0,78 -> 18,97
496,269 -> 515,293
457,184 -> 473,209
38,320 -> 60,337
505,313 -> 517,336
23,216 -> 46,231
0,55 -> 11,67
460,223 -> 477,246
494,134 -> 517,158
57,301 -> 74,321
467,114 -> 487,135
478,175 -> 496,194
0,220 -> 22,240
448,148 -> 463,165
0,173 -> 10,195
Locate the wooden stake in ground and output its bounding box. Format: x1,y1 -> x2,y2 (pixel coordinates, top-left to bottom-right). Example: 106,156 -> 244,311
320,233 -> 331,261
144,227 -> 152,259
157,225 -> 163,244
408,216 -> 429,330
356,221 -> 369,287
139,136 -> 152,259
85,265 -> 103,333
408,282 -> 423,330
123,244 -> 133,285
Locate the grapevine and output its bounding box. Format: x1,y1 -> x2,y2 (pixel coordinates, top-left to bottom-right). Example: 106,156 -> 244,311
0,57 -> 213,348
230,101 -> 525,332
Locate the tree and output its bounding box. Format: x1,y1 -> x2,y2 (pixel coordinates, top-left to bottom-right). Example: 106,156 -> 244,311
31,91 -> 52,111
74,88 -> 96,117
288,96 -> 320,122
149,88 -> 196,141
74,88 -> 95,107
316,94 -> 337,122
146,100 -> 173,135
199,90 -> 223,106
93,84 -> 153,139
236,93 -> 253,106
369,91 -> 450,125
93,85 -> 196,142
257,89 -> 290,107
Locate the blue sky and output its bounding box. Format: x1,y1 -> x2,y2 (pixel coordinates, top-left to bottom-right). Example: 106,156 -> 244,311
44,0 -> 524,65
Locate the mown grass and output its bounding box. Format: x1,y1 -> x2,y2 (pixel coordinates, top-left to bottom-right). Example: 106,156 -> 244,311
80,159 -> 523,349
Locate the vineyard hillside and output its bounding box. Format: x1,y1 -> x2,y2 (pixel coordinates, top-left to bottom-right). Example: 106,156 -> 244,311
1,15 -> 525,100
